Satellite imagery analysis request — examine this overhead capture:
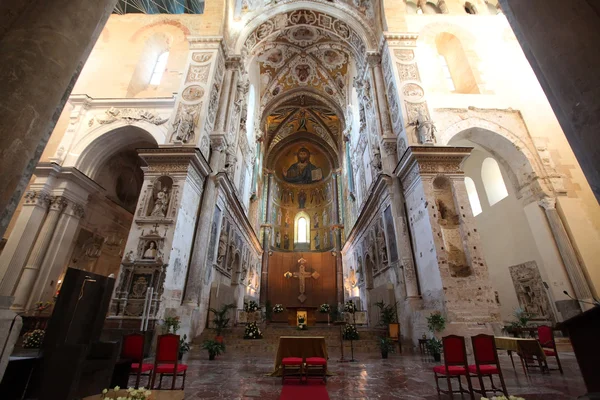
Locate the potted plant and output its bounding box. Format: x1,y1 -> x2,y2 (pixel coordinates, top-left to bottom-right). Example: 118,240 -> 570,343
426,312 -> 446,362
209,303 -> 235,343
509,307 -> 534,337
378,337 -> 395,359
201,339 -> 225,360
178,334 -> 190,361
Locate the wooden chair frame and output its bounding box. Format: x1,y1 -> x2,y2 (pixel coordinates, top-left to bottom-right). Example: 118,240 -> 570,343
433,335 -> 474,400
150,334 -> 187,390
121,333 -> 152,389
304,358 -> 327,383
281,358 -> 304,385
470,334 -> 508,397
537,326 -> 563,374
517,339 -> 549,375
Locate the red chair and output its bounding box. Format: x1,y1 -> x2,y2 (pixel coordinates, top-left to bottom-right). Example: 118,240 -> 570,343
281,357 -> 304,384
469,334 -> 508,397
305,357 -> 327,383
150,334 -> 188,390
537,325 -> 563,374
432,335 -> 474,399
121,333 -> 153,388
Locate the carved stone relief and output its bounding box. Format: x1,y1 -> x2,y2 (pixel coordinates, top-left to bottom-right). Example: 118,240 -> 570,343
509,261 -> 553,320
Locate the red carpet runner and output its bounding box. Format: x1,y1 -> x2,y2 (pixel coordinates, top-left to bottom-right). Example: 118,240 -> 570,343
279,382 -> 329,400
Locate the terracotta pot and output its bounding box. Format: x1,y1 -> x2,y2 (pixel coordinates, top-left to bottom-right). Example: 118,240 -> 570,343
215,335 -> 224,343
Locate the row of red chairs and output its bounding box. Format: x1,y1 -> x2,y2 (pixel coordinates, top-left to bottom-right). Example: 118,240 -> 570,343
432,334 -> 507,399
121,333 -> 188,390
281,357 -> 327,384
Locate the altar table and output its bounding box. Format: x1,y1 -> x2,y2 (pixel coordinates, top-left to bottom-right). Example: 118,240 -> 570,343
495,336 -> 544,370
270,336 -> 328,376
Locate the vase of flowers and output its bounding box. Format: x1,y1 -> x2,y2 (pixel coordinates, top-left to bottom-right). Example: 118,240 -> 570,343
243,322 -> 262,339
23,329 -> 44,349
342,323 -> 359,340
273,304 -> 284,314
101,386 -> 151,400
34,301 -> 52,314
319,303 -> 331,325
244,300 -> 259,313
163,316 -> 181,334
344,300 -> 357,314
178,334 -> 191,361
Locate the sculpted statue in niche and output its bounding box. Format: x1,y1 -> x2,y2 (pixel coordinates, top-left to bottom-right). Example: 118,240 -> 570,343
148,176 -> 173,218
413,109 -> 437,145
371,147 -> 382,172
217,225 -> 228,265
356,256 -> 364,284
377,225 -> 388,266
173,108 -> 196,143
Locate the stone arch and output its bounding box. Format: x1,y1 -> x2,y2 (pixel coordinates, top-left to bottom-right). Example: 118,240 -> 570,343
439,117 -> 551,201
234,4 -> 377,56
71,123 -> 162,180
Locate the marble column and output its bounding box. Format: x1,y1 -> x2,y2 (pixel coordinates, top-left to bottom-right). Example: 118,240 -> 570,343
539,197 -> 594,307
0,191 -> 51,297
28,200 -> 85,309
0,0 -> 119,237
259,171 -> 273,305
367,53 -> 393,138
332,172 -> 344,304
12,196 -> 67,311
184,136 -> 228,305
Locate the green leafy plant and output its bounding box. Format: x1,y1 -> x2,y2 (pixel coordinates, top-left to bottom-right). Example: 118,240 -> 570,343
201,339 -> 225,360
510,307 -> 533,329
23,329 -> 44,349
179,334 -> 190,358
243,322 -> 262,339
378,337 -> 396,354
426,312 -> 446,333
342,323 -> 359,340
426,337 -> 443,355
375,301 -> 398,326
164,316 -> 181,334
209,303 -> 236,336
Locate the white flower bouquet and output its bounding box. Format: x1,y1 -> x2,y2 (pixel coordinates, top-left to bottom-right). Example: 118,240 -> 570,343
344,300 -> 357,314
101,386 -> 151,400
245,300 -> 259,312
23,329 -> 45,349
243,322 -> 263,339
319,303 -> 331,313
342,323 -> 359,340
273,304 -> 284,313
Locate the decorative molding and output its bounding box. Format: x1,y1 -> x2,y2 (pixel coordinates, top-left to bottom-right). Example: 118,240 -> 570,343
138,147 -> 212,179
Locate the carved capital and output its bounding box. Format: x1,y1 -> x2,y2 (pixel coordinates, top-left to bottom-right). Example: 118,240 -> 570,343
49,196 -> 68,212
66,202 -> 86,219
538,197 -> 556,210
366,52 -> 382,67
225,55 -> 243,71
209,134 -> 228,152
380,137 -> 398,156
24,190 -> 52,208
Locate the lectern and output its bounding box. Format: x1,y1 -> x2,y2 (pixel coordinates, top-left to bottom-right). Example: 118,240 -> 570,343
560,306 -> 600,397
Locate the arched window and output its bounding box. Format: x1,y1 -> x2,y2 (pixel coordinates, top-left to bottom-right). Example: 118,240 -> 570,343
150,51 -> 169,86
464,1 -> 478,14
464,176 -> 482,216
436,33 -> 480,94
294,212 -> 310,244
481,157 -> 508,206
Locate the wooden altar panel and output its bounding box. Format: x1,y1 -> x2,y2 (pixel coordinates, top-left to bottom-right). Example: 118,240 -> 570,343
268,251 -> 336,323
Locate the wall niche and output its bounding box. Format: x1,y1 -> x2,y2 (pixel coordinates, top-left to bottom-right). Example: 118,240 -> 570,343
433,176 -> 470,277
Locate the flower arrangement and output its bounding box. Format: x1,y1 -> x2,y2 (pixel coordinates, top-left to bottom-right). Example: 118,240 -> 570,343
243,322 -> 262,339
273,304 -> 284,313
34,301 -> 52,313
510,307 -> 533,329
244,300 -> 259,313
101,386 -> 151,400
297,316 -> 307,330
23,329 -> 44,349
344,300 -> 357,314
179,334 -> 190,359
481,397 -> 525,400
342,323 -> 359,340
319,303 -> 331,314
164,316 -> 180,333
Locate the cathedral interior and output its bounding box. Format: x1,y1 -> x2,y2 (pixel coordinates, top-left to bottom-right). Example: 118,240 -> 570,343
0,0 -> 599,399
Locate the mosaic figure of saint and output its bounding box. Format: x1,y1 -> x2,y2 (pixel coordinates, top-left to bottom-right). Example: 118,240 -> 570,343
282,147 -> 321,184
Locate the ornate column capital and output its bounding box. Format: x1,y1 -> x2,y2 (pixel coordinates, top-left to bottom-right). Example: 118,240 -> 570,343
380,137 -> 398,157
225,55 -> 243,71
23,190 -> 52,208
209,134 -> 228,152
538,196 -> 557,210
49,196 -> 68,212
64,201 -> 86,219
366,52 -> 382,67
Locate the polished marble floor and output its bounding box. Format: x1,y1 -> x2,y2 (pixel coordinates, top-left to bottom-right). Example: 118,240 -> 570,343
165,349 -> 586,399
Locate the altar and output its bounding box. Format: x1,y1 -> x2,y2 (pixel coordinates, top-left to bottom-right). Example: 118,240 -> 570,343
286,306 -> 318,326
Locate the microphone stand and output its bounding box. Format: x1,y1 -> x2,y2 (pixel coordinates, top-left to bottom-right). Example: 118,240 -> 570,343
563,291 -> 600,308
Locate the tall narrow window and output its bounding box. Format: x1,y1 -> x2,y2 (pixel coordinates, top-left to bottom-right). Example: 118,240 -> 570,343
439,55 -> 456,91
297,217 -> 307,243
464,176 -> 482,216
481,157 -> 508,206
436,33 -> 480,94
150,51 -> 169,86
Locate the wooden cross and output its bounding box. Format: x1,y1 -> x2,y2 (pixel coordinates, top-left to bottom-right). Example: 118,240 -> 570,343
292,257 -> 320,303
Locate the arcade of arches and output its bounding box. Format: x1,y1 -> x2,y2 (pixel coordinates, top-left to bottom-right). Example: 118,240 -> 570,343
1,0 -> 599,385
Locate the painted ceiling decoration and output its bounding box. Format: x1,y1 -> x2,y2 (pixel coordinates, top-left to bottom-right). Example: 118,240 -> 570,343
113,0 -> 205,14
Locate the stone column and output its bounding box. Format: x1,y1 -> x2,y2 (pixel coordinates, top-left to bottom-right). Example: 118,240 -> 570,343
28,200 -> 85,309
367,53 -> 393,138
332,172 -> 345,304
0,191 -> 51,297
259,171 -> 273,304
12,196 -> 67,311
539,197 -> 594,307
184,135 -> 228,305
0,0 -> 119,237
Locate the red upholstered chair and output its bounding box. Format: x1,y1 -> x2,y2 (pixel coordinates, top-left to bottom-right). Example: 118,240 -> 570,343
305,357 -> 327,383
537,325 -> 563,374
121,333 -> 153,388
432,335 -> 474,399
150,334 -> 188,390
281,357 -> 304,384
469,334 -> 508,397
